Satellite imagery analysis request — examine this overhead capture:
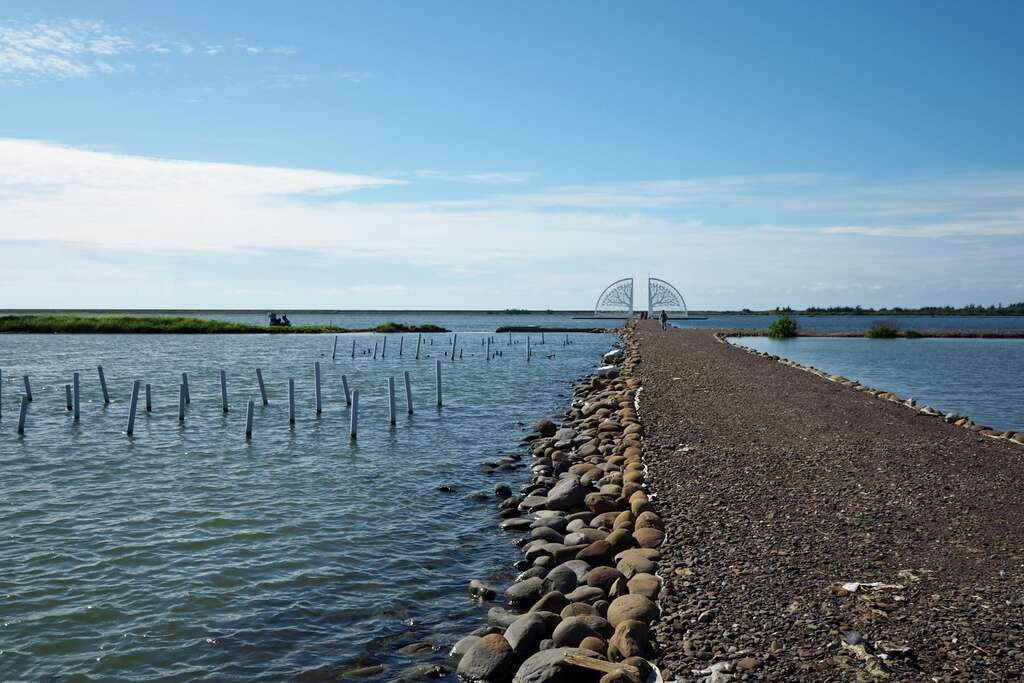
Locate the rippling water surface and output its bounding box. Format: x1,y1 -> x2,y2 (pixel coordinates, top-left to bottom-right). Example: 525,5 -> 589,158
732,336 -> 1024,432
0,317 -> 614,681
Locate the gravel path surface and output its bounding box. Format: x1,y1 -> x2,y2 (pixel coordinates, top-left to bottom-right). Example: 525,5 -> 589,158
634,321 -> 1024,681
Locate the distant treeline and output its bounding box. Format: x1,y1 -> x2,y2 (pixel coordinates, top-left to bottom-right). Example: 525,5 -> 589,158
727,303 -> 1024,316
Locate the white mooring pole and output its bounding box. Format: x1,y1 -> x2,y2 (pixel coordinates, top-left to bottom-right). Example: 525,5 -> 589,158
98,366 -> 110,404
245,399 -> 254,441
288,378 -> 296,425
404,371 -> 413,414
73,372 -> 80,421
388,377 -> 396,426
435,360 -> 443,407
23,375 -> 32,402
17,395 -> 28,434
350,389 -> 359,440
314,361 -> 322,414
256,368 -> 268,405
342,374 -> 351,406
220,370 -> 229,413
126,380 -> 140,436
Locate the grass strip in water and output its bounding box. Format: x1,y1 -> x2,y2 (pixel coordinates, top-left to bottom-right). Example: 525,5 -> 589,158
0,315 -> 448,334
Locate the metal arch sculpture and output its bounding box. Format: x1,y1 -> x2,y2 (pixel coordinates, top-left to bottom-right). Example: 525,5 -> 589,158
594,278 -> 634,317
648,277 -> 688,317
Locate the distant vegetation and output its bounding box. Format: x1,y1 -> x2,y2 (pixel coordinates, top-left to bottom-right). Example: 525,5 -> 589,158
865,322 -> 900,338
0,315 -> 448,334
767,315 -> 798,339
787,303 -> 1024,316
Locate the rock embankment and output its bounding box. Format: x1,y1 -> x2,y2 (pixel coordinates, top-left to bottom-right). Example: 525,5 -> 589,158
452,332 -> 662,683
638,321 -> 1024,681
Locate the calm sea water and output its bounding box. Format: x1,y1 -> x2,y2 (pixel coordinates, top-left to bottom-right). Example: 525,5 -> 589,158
7,310 -> 1024,334
733,336 -> 1024,432
0,321 -> 614,681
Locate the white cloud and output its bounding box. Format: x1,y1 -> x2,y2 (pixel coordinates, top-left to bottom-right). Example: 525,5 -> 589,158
0,138 -> 1021,308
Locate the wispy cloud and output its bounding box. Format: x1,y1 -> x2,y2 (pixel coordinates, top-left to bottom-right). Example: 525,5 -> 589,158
0,18 -> 133,83
0,18 -> 301,85
413,169 -> 534,185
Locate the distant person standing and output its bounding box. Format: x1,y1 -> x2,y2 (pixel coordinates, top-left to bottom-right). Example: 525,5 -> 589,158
660,310 -> 668,331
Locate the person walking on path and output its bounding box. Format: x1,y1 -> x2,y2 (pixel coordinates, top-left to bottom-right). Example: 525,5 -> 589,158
660,309 -> 669,331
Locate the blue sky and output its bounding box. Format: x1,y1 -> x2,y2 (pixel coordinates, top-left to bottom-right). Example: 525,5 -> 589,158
1,1 -> 1022,309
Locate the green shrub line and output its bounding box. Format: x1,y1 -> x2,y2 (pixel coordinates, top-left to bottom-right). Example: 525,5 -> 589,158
767,315 -> 798,339
0,315 -> 448,335
866,322 -> 900,339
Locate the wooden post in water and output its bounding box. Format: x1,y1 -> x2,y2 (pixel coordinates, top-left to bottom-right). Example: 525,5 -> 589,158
98,366 -> 110,404
181,372 -> 190,404
332,335 -> 338,360
17,395 -> 28,434
65,384 -> 72,410
451,333 -> 457,362
388,377 -> 396,426
486,337 -> 491,361
373,341 -> 378,359
350,390 -> 359,440
527,336 -> 532,362
314,361 -> 322,414
541,332 -> 545,345
23,375 -> 32,402
288,379 -> 296,425
399,336 -> 404,356
126,380 -> 140,436
342,374 -> 351,406
351,339 -> 356,359
256,369 -> 268,405
508,331 -> 512,345
382,337 -> 387,359
245,400 -> 254,441
435,360 -> 443,407
177,385 -> 185,422
404,371 -> 413,414
73,372 -> 80,421
145,383 -> 152,412
220,370 -> 229,413
415,333 -> 422,360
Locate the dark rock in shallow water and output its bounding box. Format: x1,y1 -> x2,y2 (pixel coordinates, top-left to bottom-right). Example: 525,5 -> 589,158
536,420 -> 557,437
469,579 -> 497,601
494,483 -> 513,498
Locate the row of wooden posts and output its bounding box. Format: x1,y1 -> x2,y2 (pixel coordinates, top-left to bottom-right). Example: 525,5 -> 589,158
1,360 -> 445,441
332,331 -> 573,362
